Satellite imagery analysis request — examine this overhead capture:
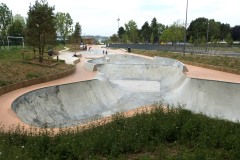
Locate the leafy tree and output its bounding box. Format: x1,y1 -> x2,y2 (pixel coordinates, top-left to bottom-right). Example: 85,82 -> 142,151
161,21 -> 184,44
55,12 -> 73,44
110,34 -> 118,43
122,33 -> 128,43
208,19 -> 221,40
124,20 -> 138,43
220,23 -> 231,41
225,33 -> 233,46
26,0 -> 56,63
70,22 -> 81,44
8,14 -> 25,37
117,26 -> 125,40
150,17 -> 158,43
158,23 -> 166,42
0,3 -> 12,37
187,17 -> 222,43
150,33 -> 154,44
187,17 -> 208,42
231,25 -> 240,41
0,3 -> 12,48
140,21 -> 151,43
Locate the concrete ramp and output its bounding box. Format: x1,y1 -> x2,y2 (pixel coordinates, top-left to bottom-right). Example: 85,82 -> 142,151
12,80 -> 124,127
12,54 -> 240,127
12,78 -> 163,127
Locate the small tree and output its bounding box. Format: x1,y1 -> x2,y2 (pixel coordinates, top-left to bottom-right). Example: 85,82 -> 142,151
110,34 -> 118,43
0,3 -> 12,48
70,22 -> 81,51
124,20 -> 139,43
225,33 -> 233,47
55,12 -> 73,44
8,14 -> 25,37
26,0 -> 56,63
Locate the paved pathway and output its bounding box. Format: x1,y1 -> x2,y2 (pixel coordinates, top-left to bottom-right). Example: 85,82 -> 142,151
0,45 -> 240,132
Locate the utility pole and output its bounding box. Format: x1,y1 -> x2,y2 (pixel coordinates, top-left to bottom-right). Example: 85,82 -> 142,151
205,20 -> 210,53
117,16 -> 120,43
183,0 -> 188,56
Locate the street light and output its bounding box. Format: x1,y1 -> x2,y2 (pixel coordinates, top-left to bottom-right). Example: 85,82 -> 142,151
205,19 -> 210,53
183,0 -> 188,56
117,16 -> 120,43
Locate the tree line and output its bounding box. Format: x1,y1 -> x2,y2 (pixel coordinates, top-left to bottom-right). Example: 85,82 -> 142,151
111,17 -> 240,46
0,0 -> 81,62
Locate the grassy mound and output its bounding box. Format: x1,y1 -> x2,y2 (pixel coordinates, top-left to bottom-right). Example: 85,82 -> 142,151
0,48 -> 72,87
133,49 -> 240,72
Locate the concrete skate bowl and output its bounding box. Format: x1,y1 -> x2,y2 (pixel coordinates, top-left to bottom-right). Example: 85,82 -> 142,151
12,54 -> 240,128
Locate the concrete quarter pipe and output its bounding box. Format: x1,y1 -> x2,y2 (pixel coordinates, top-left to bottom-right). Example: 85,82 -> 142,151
12,54 -> 240,128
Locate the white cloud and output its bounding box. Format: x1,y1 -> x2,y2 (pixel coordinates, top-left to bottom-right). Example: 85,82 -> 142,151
1,0 -> 240,36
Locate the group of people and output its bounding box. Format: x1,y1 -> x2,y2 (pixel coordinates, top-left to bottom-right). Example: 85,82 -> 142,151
103,50 -> 108,55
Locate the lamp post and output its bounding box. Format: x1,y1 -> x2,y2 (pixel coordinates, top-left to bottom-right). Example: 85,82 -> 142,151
117,16 -> 120,43
205,19 -> 210,53
183,0 -> 188,56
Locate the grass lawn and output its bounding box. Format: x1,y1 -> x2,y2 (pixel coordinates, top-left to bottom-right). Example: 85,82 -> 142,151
132,49 -> 240,72
0,47 -> 72,87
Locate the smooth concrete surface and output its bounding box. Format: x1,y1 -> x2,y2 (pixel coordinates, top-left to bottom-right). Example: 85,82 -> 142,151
11,53 -> 240,128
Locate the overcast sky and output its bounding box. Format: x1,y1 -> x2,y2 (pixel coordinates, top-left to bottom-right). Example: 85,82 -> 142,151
1,0 -> 240,36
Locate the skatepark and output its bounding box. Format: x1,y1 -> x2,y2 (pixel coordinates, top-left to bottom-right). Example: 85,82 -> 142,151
3,45 -> 240,128
0,46 -> 237,129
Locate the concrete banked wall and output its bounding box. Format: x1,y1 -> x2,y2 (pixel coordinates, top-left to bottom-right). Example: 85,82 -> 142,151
12,54 -> 240,128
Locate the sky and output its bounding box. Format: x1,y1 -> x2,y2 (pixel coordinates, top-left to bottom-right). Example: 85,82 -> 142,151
1,0 -> 240,37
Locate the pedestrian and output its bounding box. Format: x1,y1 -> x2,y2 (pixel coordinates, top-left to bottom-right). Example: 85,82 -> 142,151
106,50 -> 108,55
103,50 -> 105,55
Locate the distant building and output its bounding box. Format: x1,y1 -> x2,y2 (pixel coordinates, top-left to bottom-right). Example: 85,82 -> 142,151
82,37 -> 95,44
82,35 -> 109,44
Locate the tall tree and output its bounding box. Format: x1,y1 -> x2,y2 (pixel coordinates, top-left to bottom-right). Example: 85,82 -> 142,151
0,2 -> 12,48
124,20 -> 138,43
110,33 -> 118,43
220,23 -> 231,41
187,17 -> 222,43
71,22 -> 81,44
26,0 -> 56,63
150,17 -> 158,43
140,21 -> 151,43
161,21 -> 185,44
8,14 -> 25,37
231,25 -> 240,41
70,22 -> 81,52
55,12 -> 73,44
117,26 -> 125,40
187,17 -> 208,42
208,19 -> 221,40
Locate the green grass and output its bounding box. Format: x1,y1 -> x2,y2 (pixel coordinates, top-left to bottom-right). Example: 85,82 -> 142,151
0,47 -> 72,87
0,104 -> 240,159
132,49 -> 240,72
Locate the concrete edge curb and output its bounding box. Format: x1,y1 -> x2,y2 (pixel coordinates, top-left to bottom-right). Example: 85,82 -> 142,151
0,65 -> 76,96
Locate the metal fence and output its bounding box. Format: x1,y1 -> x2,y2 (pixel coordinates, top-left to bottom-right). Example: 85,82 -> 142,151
108,43 -> 216,55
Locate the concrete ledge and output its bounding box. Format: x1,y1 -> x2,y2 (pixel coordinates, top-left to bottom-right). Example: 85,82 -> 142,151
0,65 -> 76,96
84,60 -> 97,71
73,58 -> 80,64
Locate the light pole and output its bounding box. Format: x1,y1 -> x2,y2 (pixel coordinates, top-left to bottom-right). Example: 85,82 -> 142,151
205,19 -> 210,53
117,16 -> 120,43
183,0 -> 188,56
